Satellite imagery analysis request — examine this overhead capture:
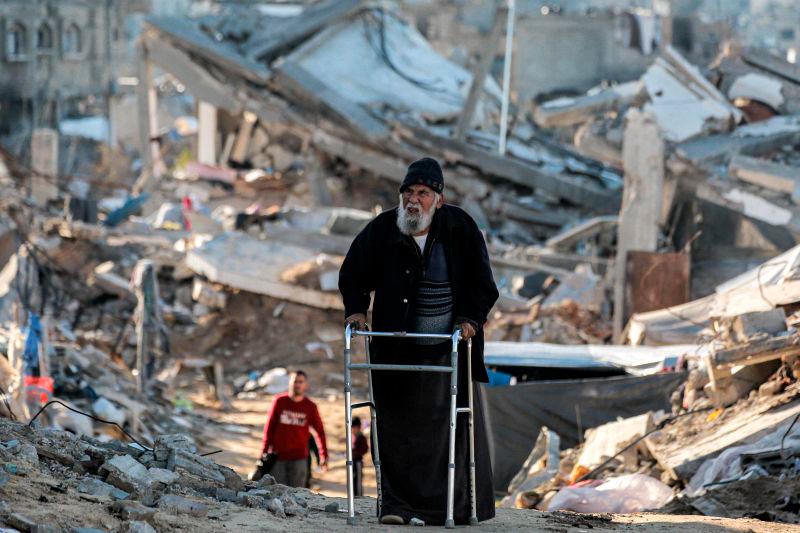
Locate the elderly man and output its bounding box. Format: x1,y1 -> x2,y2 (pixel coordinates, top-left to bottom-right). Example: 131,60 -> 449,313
339,157 -> 498,526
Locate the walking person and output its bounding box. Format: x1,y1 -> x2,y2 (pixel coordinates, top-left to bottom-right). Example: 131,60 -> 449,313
259,370 -> 328,487
351,416 -> 369,497
339,157 -> 498,525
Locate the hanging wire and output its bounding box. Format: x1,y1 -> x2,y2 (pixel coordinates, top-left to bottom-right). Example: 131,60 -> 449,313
27,399 -> 153,452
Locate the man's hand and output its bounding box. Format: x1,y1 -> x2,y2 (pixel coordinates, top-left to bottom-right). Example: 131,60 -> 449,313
345,313 -> 367,330
319,458 -> 329,473
457,322 -> 476,340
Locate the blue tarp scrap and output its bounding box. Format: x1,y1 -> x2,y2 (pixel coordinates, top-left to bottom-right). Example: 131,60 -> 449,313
22,313 -> 41,375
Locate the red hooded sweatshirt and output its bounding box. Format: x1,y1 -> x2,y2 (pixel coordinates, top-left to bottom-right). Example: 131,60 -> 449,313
261,393 -> 328,462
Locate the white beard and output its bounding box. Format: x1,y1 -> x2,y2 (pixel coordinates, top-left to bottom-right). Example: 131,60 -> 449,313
396,194 -> 437,236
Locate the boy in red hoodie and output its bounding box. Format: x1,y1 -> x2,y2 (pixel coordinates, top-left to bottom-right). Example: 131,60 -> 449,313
261,370 -> 328,487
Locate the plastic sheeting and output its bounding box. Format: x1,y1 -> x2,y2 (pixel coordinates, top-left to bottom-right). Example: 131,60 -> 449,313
482,372 -> 685,492
484,341 -> 701,376
686,417 -> 800,497
548,473 -> 673,513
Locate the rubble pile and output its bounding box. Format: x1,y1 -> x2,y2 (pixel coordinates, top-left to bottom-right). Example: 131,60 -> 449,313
0,418 -> 323,531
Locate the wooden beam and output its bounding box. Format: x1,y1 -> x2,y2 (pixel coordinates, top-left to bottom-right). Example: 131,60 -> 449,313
244,0 -> 363,62
713,334 -> 800,367
454,4 -> 506,141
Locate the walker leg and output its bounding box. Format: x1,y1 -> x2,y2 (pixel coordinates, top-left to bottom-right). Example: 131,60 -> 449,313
344,333 -> 357,526
445,336 -> 458,529
366,338 -> 382,517
467,339 -> 478,526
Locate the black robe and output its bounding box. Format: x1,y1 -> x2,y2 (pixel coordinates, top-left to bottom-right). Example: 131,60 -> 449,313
339,204 -> 498,525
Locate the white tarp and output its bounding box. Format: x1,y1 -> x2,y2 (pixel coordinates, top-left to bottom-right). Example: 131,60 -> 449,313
484,341 -> 706,375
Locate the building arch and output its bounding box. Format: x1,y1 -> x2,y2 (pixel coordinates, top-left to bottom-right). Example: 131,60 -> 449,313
37,21 -> 54,51
6,21 -> 28,59
63,22 -> 82,55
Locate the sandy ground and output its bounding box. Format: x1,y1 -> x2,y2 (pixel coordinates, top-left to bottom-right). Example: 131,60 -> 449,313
193,394 -> 377,498
4,466 -> 797,533
177,392 -> 800,533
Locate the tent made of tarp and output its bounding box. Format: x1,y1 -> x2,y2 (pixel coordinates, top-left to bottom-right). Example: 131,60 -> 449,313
484,341 -> 702,376
481,371 -> 685,493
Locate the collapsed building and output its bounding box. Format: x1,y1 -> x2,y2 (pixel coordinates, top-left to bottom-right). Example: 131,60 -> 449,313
2,0 -> 800,530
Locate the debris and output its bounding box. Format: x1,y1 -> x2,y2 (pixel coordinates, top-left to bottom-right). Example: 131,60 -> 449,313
157,494 -> 208,517
547,473 -> 673,513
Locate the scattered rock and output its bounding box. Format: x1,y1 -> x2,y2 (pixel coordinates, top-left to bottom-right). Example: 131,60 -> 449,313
268,497 -> 286,519
153,434 -> 197,462
147,467 -> 179,486
324,502 -> 339,513
0,471 -> 9,488
281,494 -> 308,517
255,474 -> 276,488
214,487 -> 239,502
119,521 -> 156,533
110,501 -> 156,522
76,477 -> 129,500
157,494 -> 208,517
4,513 -> 37,532
168,450 -> 225,484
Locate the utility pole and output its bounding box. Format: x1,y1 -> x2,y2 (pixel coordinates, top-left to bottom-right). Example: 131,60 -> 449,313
498,0 -> 515,156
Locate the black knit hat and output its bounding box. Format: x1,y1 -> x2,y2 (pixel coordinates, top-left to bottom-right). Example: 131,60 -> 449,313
399,157 -> 444,194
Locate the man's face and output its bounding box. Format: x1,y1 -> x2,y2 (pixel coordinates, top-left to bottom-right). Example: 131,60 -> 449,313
289,373 -> 307,397
396,184 -> 443,235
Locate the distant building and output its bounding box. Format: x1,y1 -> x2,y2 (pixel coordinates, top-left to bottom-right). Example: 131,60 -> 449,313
0,0 -> 148,140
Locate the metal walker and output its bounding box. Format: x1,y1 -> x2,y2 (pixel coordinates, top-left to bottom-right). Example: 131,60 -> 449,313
343,324 -> 478,528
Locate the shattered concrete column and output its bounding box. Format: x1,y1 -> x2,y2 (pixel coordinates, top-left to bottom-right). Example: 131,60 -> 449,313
197,101 -> 218,165
137,41 -> 163,177
612,109 -> 665,341
133,260 -> 164,393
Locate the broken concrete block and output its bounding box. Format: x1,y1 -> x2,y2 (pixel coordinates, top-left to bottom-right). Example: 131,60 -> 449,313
119,522 -> 156,533
153,434 -> 197,462
256,474 -> 276,488
76,477 -> 129,500
281,494 -> 308,517
4,513 -> 37,532
218,464 -> 244,492
577,413 -> 654,471
215,487 -> 238,502
119,521 -> 155,533
268,497 -> 286,518
731,309 -> 787,343
147,468 -> 179,486
240,494 -> 267,508
110,501 -> 156,522
101,455 -> 150,490
168,449 -> 225,484
191,278 -> 227,309
157,494 -> 208,517
100,455 -> 153,504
